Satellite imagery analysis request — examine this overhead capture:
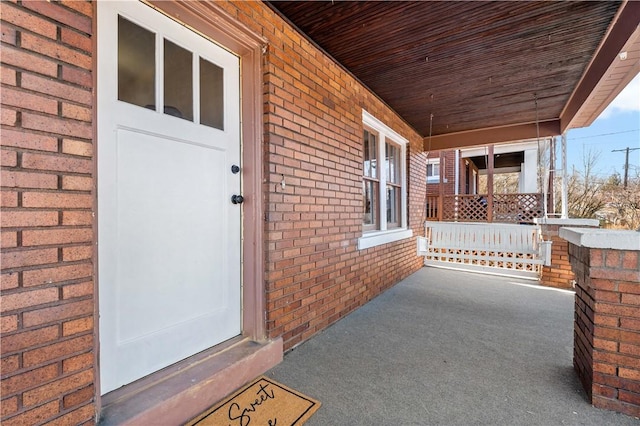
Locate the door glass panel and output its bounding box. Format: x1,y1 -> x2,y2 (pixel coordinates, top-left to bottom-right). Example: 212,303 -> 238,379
118,16 -> 155,109
164,39 -> 193,121
200,58 -> 224,130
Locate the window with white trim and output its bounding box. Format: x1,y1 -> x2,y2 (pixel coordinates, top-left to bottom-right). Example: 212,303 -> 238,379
358,110 -> 412,250
426,158 -> 444,183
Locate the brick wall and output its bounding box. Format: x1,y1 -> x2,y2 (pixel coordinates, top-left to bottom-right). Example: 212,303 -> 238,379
426,150 -> 456,196
2,0 -> 427,423
542,225 -> 574,288
569,243 -> 640,417
571,244 -> 596,399
538,220 -> 599,289
1,1 -> 95,425
215,1 -> 426,350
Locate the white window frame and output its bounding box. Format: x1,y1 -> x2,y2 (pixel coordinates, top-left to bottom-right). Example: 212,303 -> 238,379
358,110 -> 412,250
426,158 -> 440,183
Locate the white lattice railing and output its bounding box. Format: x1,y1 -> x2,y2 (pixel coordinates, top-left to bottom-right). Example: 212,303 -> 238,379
417,221 -> 552,280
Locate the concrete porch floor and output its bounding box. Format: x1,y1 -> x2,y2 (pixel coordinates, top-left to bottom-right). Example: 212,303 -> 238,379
267,267 -> 638,425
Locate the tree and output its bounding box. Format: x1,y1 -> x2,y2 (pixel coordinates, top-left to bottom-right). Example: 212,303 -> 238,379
603,168 -> 640,230
605,172 -> 622,187
558,149 -> 640,230
478,172 -> 519,194
562,149 -> 605,218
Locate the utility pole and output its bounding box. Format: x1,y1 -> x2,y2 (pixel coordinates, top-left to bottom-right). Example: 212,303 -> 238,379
612,147 -> 640,189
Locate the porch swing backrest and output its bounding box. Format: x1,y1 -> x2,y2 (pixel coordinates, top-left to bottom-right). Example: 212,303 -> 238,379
426,222 -> 540,255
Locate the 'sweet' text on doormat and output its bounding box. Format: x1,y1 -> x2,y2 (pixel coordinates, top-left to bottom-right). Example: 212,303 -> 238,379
186,376 -> 320,426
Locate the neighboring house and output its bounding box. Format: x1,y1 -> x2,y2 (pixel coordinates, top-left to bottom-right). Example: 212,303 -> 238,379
426,139 -> 553,223
427,140 -> 546,197
0,1 -> 637,424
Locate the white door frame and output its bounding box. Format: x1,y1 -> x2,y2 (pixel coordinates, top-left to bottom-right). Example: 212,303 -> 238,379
98,0 -> 244,393
94,0 -> 268,400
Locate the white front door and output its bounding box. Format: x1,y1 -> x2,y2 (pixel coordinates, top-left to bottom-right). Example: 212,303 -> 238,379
97,1 -> 241,394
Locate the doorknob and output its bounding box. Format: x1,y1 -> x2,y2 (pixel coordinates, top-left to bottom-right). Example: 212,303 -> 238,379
231,194 -> 244,204
231,165 -> 240,174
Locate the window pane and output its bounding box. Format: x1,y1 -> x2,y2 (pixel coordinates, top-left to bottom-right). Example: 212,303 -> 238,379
386,143 -> 399,184
427,163 -> 440,178
118,16 -> 155,109
164,39 -> 193,120
386,185 -> 401,226
364,180 -> 377,226
200,58 -> 224,130
364,130 -> 377,178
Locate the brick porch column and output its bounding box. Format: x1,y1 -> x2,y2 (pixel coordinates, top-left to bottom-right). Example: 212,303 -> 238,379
535,218 -> 599,289
561,228 -> 640,417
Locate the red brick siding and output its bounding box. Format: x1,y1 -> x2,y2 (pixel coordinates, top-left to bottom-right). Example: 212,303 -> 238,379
545,233 -> 575,289
541,224 -> 577,289
426,150 -> 456,196
214,1 -> 426,349
540,223 -> 599,289
0,1 -> 95,425
1,1 -> 429,424
568,244 -> 640,417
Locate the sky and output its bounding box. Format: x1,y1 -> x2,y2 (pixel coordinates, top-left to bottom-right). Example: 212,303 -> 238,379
564,74 -> 640,178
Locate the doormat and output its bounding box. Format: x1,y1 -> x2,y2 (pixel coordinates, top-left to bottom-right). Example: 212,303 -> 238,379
185,376 -> 321,426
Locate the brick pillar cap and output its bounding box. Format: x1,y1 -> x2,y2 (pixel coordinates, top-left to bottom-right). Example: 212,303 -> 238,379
534,218 -> 599,227
560,227 -> 640,250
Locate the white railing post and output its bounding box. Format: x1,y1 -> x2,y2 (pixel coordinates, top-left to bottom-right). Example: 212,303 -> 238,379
561,133 -> 568,219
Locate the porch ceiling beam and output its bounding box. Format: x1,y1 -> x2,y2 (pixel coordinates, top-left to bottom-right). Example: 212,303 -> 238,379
478,166 -> 521,175
422,120 -> 560,151
560,0 -> 640,132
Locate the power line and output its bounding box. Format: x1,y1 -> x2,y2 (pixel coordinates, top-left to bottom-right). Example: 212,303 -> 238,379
580,140 -> 638,147
568,129 -> 639,140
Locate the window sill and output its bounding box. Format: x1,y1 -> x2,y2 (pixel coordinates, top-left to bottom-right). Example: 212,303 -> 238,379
357,228 -> 413,250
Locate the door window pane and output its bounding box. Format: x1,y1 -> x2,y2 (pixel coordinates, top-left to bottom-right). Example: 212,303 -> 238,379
200,58 -> 224,130
118,16 -> 155,109
164,39 -> 193,120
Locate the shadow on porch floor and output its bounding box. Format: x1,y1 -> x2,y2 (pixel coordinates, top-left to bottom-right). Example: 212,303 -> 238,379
267,267 -> 637,425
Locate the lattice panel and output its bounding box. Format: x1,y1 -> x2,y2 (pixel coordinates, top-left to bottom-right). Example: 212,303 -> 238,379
442,196 -> 458,221
439,195 -> 488,221
424,248 -> 540,273
494,193 -> 543,224
456,196 -> 488,221
434,193 -> 544,224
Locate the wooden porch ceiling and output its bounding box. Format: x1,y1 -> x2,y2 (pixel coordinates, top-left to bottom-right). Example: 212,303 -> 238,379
267,1 -> 640,150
